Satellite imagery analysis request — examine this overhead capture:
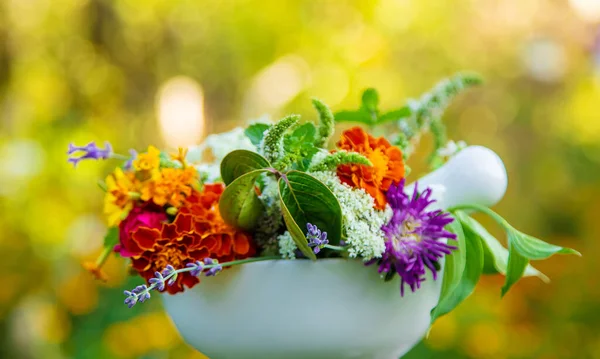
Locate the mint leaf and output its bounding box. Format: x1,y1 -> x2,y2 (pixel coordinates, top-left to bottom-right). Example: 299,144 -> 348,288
245,123 -> 270,146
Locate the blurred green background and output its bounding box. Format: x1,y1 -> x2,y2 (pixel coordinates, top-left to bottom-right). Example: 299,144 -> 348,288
0,0 -> 598,358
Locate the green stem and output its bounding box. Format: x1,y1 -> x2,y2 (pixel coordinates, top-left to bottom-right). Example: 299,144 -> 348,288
110,153 -> 130,160
448,204 -> 510,230
323,244 -> 347,252
95,246 -> 113,268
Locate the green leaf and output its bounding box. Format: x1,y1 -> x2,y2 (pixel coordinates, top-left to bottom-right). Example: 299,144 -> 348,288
509,230 -> 581,260
220,150 -> 271,186
245,123 -> 270,146
312,98 -> 335,148
431,217 -> 467,322
284,123 -> 317,152
103,227 -> 119,248
502,231 -> 529,297
430,219 -> 484,321
361,88 -> 379,114
279,197 -> 316,261
502,227 -> 580,296
219,169 -> 267,231
377,106 -> 412,124
333,110 -> 372,125
278,171 -> 343,258
454,211 -> 548,281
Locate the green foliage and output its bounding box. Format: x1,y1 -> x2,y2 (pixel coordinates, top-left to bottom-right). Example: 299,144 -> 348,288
220,150 -> 272,185
334,88 -> 412,127
278,171 -> 343,259
401,73 -> 482,162
312,98 -> 335,148
431,216 -> 483,322
278,123 -> 319,171
309,151 -> 371,172
159,151 -> 182,168
219,169 -> 268,231
103,227 -> 119,248
245,123 -> 271,147
455,211 -> 548,280
449,204 -> 580,297
260,115 -> 300,163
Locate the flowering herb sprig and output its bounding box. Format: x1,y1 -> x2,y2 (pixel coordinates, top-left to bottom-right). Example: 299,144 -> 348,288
124,256 -> 280,308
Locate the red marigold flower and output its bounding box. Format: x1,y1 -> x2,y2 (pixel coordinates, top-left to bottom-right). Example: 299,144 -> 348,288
116,204 -> 168,258
336,126 -> 405,210
127,183 -> 255,294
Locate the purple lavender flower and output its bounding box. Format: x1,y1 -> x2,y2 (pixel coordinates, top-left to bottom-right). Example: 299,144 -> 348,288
149,271 -> 166,291
162,265 -> 177,286
67,141 -> 112,167
186,260 -> 205,277
369,179 -> 457,296
124,149 -> 138,170
307,223 -> 328,254
205,264 -> 222,277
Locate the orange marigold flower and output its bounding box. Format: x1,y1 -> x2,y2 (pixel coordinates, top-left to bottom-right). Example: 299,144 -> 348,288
127,183 -> 255,294
336,126 -> 405,209
140,167 -> 198,208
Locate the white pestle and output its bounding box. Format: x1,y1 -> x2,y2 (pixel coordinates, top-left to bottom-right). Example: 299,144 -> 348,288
406,145 -> 508,211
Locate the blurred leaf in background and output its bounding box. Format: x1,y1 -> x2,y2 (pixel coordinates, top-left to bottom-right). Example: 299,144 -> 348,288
0,0 -> 598,358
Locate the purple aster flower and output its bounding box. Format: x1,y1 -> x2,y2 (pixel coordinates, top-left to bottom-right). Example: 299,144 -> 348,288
307,223 -> 329,254
369,179 -> 457,296
67,141 -> 113,167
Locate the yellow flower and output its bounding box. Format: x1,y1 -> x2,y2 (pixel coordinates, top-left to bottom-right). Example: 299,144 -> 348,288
140,167 -> 198,207
104,168 -> 138,226
133,146 -> 161,172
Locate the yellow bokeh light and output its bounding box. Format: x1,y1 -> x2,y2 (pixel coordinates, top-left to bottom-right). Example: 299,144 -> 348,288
157,76 -> 205,148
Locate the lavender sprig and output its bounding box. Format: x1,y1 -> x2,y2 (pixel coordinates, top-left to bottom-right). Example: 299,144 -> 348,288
306,223 -> 329,254
67,141 -> 113,167
123,256 -> 280,308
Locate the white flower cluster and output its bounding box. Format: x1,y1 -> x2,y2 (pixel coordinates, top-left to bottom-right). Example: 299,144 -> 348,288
186,127 -> 256,182
278,231 -> 297,259
310,171 -> 392,260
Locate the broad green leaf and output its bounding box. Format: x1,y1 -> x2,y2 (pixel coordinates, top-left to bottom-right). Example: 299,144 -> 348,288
430,220 -> 483,320
454,211 -> 548,281
278,171 -> 343,258
510,230 -> 581,260
377,106 -> 412,124
219,169 -> 267,231
245,123 -> 270,146
103,227 -> 119,248
431,217 -> 466,322
220,150 -> 271,186
502,227 -> 579,296
333,110 -> 372,125
279,197 -> 316,260
361,88 -> 379,115
502,231 -> 529,297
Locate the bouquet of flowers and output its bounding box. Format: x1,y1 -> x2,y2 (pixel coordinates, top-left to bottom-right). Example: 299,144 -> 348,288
71,73 -> 579,358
